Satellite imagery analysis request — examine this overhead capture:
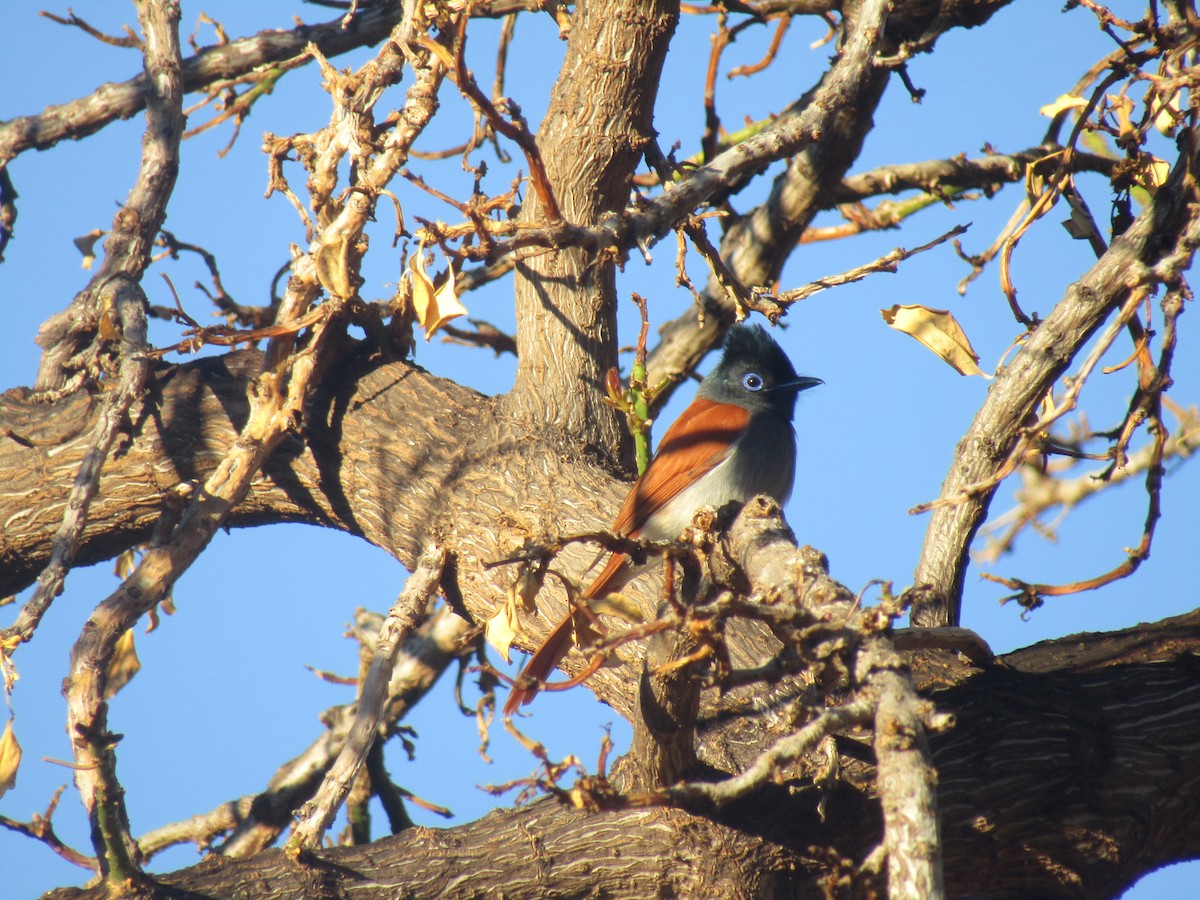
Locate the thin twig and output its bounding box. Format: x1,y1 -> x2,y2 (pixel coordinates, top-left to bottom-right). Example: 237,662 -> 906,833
774,224 -> 969,305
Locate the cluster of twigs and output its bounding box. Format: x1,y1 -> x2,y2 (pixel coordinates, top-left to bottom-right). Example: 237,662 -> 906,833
489,498 -> 947,895
911,4 -> 1199,618
1,1 -> 468,886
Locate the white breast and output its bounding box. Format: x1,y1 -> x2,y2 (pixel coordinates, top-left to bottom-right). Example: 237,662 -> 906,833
639,416 -> 796,542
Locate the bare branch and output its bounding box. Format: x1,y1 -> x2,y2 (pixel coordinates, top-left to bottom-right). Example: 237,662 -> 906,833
203,606 -> 471,859
3,280 -> 153,645
912,138 -> 1200,627
292,545 -> 446,848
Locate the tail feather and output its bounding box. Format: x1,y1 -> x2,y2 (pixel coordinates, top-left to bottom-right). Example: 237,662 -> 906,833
503,552 -> 631,715
503,614 -> 576,715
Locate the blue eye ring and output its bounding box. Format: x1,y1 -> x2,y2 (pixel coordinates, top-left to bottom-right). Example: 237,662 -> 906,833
742,372 -> 764,392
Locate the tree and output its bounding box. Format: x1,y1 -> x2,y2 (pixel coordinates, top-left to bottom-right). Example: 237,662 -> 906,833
2,0 -> 1199,897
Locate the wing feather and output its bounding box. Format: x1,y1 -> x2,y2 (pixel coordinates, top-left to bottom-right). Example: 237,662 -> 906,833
613,398 -> 749,535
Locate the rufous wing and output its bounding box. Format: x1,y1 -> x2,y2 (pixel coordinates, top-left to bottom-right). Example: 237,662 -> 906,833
505,399 -> 749,713
612,398 -> 749,535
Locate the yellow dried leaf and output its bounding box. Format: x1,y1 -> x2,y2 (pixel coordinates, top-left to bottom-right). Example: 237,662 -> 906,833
146,594 -> 176,634
881,304 -> 987,377
114,548 -> 138,580
1109,94 -> 1136,145
0,719 -> 21,799
1136,156 -> 1172,191
104,629 -> 141,699
408,250 -> 467,340
0,645 -> 16,695
0,594 -> 13,607
485,604 -> 520,664
73,229 -> 104,270
587,592 -> 644,625
1039,94 -> 1087,118
97,292 -> 121,341
1155,91 -> 1181,136
509,565 -> 542,614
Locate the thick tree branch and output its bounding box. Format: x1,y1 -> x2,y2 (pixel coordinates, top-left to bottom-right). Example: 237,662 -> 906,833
504,0 -> 679,457
7,280 -> 153,643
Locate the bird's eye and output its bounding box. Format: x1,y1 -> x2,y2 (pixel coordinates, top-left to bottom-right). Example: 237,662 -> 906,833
742,372 -> 764,392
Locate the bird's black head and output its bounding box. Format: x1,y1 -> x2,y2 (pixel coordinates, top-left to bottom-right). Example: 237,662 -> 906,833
698,324 -> 822,420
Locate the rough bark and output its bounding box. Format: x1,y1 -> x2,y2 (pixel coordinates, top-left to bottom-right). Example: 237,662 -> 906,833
506,0 -> 679,459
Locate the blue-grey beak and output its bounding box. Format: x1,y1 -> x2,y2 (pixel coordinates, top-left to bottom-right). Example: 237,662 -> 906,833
769,376 -> 823,393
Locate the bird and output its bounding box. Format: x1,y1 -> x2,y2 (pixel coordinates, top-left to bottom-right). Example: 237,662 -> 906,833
503,323 -> 821,716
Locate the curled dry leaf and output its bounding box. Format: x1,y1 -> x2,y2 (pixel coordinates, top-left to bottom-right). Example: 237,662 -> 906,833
98,292 -> 122,342
0,719 -> 21,799
881,304 -> 987,377
103,629 -> 141,699
1038,93 -> 1087,118
1155,90 -> 1182,136
408,249 -> 468,340
587,592 -> 643,625
485,603 -> 520,664
73,229 -> 104,270
486,566 -> 542,663
0,634 -> 18,694
315,234 -> 358,298
1136,156 -> 1172,192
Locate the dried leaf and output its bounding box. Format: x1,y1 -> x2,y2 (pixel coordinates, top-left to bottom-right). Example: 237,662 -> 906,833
0,719 -> 21,799
73,229 -> 104,270
315,234 -> 357,298
485,603 -> 520,664
114,548 -> 138,580
1109,93 -> 1137,146
104,629 -> 141,699
409,250 -> 467,340
587,592 -> 644,625
97,292 -> 121,341
146,593 -> 176,634
1135,156 -> 1172,191
1062,204 -> 1095,240
0,636 -> 19,694
1155,91 -> 1181,136
509,565 -> 543,615
1039,94 -> 1087,118
881,304 -> 987,377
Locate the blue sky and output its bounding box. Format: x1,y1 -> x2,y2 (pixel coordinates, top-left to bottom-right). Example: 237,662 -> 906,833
2,2 -> 1196,896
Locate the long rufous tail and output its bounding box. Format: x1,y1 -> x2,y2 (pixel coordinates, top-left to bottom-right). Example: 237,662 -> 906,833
503,551 -> 631,715
503,614 -> 576,715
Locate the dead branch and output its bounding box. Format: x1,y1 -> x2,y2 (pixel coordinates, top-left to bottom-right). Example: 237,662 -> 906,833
292,546 -> 446,848
774,224 -> 969,305
912,137 -> 1200,627
3,280 -> 153,646
31,1 -> 186,395
179,606 -> 471,859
